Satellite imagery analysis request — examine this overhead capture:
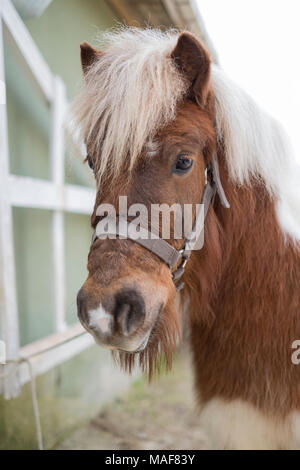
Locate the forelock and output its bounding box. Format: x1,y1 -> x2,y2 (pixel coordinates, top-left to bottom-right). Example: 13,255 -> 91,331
71,27 -> 188,185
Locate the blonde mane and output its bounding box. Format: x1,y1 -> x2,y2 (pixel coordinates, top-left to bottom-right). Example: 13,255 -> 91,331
211,65 -> 300,240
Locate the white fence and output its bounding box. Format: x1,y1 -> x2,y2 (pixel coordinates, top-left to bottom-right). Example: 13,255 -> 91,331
0,0 -> 95,398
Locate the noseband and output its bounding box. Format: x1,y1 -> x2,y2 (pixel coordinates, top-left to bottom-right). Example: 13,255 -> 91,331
91,153 -> 230,291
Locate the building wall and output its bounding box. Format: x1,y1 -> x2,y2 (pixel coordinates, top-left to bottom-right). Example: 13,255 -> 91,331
25,0 -> 116,99
1,0 -> 139,449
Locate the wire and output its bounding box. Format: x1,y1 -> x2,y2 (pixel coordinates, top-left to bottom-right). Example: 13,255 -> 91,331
22,358 -> 43,450
0,358 -> 43,449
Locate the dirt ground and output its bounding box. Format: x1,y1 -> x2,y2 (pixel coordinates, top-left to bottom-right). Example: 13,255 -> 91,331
56,349 -> 208,450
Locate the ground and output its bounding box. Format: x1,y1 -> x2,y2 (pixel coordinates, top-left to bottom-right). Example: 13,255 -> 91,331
56,349 -> 207,450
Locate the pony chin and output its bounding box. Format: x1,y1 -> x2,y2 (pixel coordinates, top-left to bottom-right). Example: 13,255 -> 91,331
112,299 -> 182,379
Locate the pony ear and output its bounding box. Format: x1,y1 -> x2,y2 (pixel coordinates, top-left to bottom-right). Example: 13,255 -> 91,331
80,42 -> 102,74
171,32 -> 211,107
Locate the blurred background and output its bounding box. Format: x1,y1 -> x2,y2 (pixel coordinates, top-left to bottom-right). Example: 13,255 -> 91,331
0,0 -> 299,450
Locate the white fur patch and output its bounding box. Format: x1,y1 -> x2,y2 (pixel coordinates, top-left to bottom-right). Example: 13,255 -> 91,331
88,304 -> 112,334
198,398 -> 297,450
290,412 -> 300,449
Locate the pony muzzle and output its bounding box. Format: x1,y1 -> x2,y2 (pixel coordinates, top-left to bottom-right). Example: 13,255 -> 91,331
77,283 -> 166,353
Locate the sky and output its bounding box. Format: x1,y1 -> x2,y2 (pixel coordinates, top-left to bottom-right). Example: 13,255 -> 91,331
198,0 -> 300,163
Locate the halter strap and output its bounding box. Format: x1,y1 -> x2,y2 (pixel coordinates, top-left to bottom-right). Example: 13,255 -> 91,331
91,153 -> 229,290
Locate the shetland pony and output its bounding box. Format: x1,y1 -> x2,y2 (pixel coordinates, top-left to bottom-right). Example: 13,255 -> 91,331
73,28 -> 300,449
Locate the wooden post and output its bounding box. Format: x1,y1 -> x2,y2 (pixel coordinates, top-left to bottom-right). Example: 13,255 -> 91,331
0,14 -> 20,398
50,76 -> 67,333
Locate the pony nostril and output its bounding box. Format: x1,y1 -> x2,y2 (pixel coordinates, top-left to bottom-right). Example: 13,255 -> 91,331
114,289 -> 145,336
115,303 -> 131,336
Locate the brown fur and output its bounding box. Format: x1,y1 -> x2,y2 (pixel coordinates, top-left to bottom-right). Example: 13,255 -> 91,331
186,155 -> 300,416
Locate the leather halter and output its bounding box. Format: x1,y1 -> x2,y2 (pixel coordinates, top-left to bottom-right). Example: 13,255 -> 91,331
91,152 -> 230,291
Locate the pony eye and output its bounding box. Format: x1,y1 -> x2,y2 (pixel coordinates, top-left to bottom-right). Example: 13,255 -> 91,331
86,155 -> 94,171
174,154 -> 193,173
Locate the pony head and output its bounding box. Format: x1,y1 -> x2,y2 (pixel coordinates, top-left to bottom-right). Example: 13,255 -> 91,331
73,28 -> 216,374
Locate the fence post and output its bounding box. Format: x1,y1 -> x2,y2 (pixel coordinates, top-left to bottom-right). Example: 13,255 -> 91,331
0,14 -> 20,398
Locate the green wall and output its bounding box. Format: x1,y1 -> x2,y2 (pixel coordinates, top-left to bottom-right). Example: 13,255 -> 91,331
25,0 -> 116,100
13,208 -> 55,345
